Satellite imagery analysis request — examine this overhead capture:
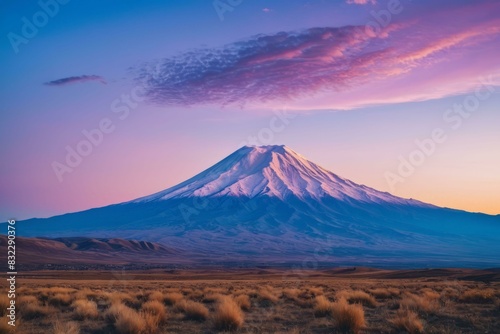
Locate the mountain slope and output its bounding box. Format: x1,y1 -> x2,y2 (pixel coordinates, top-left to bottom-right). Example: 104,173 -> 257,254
13,145 -> 500,267
0,236 -> 182,268
133,145 -> 428,206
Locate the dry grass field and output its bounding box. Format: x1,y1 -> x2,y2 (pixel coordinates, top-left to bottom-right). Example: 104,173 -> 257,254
1,270 -> 499,334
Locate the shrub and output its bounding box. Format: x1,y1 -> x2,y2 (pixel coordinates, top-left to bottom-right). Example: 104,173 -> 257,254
202,293 -> 224,303
148,291 -> 164,302
460,288 -> 495,303
49,287 -> 76,294
390,308 -> 424,333
142,300 -> 166,322
17,295 -> 38,306
72,299 -> 98,319
440,287 -> 459,300
20,303 -> 53,320
314,295 -> 333,317
308,287 -> 323,296
164,292 -> 184,305
400,292 -> 437,313
48,293 -> 73,307
282,288 -> 301,300
0,295 -> 10,317
370,288 -> 399,299
331,297 -> 366,334
140,311 -> 161,334
234,294 -> 251,311
107,303 -> 131,321
52,319 -> 80,334
336,290 -> 377,308
258,289 -> 279,306
176,300 -> 209,321
0,317 -> 14,334
112,304 -> 146,334
420,289 -> 440,300
213,296 -> 244,331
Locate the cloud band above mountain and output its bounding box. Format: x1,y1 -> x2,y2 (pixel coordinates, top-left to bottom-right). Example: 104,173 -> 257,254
134,0 -> 499,109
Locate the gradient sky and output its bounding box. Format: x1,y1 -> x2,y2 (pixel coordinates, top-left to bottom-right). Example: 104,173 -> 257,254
1,0 -> 499,221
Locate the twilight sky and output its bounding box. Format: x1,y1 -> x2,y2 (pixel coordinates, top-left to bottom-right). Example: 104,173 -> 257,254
1,0 -> 499,221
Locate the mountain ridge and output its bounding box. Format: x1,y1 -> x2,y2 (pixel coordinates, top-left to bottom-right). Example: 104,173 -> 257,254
132,145 -> 431,208
11,145 -> 500,267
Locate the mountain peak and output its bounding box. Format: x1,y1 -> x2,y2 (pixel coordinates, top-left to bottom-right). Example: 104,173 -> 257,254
237,144 -> 292,157
134,145 -> 424,206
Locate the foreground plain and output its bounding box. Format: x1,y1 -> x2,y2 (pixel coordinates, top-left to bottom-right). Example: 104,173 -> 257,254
1,269 -> 499,333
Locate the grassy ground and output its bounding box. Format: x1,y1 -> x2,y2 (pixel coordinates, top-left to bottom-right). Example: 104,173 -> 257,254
1,272 -> 499,333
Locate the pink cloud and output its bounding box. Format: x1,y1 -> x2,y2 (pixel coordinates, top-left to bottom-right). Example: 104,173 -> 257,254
134,0 -> 500,110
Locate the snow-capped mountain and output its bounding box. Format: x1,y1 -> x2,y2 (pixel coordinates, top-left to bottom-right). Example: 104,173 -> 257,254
15,145 -> 500,267
134,145 -> 427,206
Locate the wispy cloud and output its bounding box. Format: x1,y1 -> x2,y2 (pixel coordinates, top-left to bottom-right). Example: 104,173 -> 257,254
134,0 -> 500,110
44,75 -> 106,86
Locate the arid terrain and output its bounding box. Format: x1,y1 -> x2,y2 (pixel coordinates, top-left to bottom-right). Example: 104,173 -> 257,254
1,269 -> 499,334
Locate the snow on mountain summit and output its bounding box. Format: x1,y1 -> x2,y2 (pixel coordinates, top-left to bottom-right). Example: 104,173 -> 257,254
135,145 -> 425,206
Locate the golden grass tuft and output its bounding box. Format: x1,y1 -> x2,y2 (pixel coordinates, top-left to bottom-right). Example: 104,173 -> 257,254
283,288 -> 312,308
107,303 -> 131,320
148,291 -> 164,302
390,308 -> 424,333
48,293 -> 74,307
331,297 -> 366,334
110,304 -> 146,334
440,287 -> 460,300
48,287 -> 76,294
308,287 -> 323,296
400,292 -> 438,313
369,287 -> 400,299
17,295 -> 38,306
420,288 -> 440,301
142,300 -> 167,322
283,288 -> 301,300
176,300 -> 209,321
314,295 -> 333,317
72,299 -> 98,319
52,319 -> 80,334
164,292 -> 184,305
107,301 -> 164,334
460,288 -> 495,303
234,294 -> 251,311
258,289 -> 279,306
107,291 -> 136,306
0,317 -> 14,334
213,296 -> 244,331
75,287 -> 99,301
202,293 -> 224,303
204,287 -> 226,294
19,303 -> 54,320
0,295 -> 10,317
141,310 -> 161,334
336,290 -> 377,308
